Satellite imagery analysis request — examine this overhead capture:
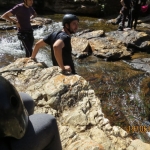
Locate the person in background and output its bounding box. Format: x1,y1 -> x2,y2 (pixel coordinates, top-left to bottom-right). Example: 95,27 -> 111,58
114,7 -> 124,25
129,0 -> 147,30
1,0 -> 37,57
118,0 -> 131,31
0,75 -> 62,150
31,14 -> 79,75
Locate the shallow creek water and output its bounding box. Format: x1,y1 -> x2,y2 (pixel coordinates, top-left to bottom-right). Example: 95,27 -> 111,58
1,13 -> 150,143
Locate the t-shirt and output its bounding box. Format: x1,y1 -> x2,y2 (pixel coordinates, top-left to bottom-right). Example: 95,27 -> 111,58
43,31 -> 76,74
9,3 -> 35,32
131,0 -> 144,9
124,0 -> 131,8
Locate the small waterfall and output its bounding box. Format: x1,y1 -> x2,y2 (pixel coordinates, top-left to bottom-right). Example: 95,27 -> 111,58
0,33 -> 24,56
0,22 -> 63,67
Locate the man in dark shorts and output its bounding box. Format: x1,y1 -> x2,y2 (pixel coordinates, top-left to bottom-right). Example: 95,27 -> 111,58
1,0 -> 37,57
0,75 -> 62,150
31,14 -> 79,74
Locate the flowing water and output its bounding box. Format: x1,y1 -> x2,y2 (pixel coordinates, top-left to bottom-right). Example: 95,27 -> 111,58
1,13 -> 150,143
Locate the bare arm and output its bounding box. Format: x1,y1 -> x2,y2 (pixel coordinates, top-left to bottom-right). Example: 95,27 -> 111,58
53,39 -> 71,71
31,39 -> 47,59
30,11 -> 37,20
1,11 -> 18,24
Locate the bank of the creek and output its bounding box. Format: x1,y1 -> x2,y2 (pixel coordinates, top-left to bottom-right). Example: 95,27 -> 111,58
1,13 -> 150,144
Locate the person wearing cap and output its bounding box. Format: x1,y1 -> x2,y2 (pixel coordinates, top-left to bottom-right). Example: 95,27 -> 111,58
31,14 -> 79,74
1,0 -> 37,57
0,75 -> 62,150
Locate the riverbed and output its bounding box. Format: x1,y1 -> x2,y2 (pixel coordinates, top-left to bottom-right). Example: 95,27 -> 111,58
1,13 -> 150,143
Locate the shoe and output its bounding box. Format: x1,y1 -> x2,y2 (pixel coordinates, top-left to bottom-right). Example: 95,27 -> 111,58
118,28 -> 123,31
118,26 -> 123,31
124,27 -> 131,31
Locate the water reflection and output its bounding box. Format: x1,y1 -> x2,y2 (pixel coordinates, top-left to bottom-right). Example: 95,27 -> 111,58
76,55 -> 150,142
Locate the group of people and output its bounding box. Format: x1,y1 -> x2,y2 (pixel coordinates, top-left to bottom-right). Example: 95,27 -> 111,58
117,0 -> 147,31
0,0 -> 79,149
1,0 -> 79,75
1,0 -> 148,76
1,0 -> 149,148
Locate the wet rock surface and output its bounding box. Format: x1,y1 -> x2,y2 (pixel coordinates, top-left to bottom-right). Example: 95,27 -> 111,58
106,30 -> 150,51
88,37 -> 131,60
78,30 -> 105,39
72,29 -> 150,59
72,24 -> 150,59
71,37 -> 91,58
124,58 -> 150,73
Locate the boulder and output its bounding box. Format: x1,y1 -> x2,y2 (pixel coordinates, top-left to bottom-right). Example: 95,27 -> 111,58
89,37 -> 132,60
107,30 -> 150,51
71,37 -> 91,58
79,30 -> 105,39
1,58 -> 150,150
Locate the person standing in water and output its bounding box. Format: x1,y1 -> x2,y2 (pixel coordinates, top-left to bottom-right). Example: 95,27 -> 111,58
31,14 -> 79,75
1,0 -> 37,57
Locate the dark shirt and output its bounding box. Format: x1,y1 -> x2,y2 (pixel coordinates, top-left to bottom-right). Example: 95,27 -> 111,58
124,0 -> 131,8
9,3 -> 35,32
43,31 -> 75,73
131,0 -> 144,10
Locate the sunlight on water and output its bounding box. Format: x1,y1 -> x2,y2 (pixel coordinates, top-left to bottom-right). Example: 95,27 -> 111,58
0,35 -> 24,56
0,22 -> 63,66
117,86 -> 144,126
33,22 -> 63,66
35,48 -> 53,67
147,132 -> 150,137
34,22 -> 63,39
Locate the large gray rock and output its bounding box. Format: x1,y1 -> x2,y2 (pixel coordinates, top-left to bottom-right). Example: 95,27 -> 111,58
71,30 -> 132,60
71,37 -> 91,58
88,37 -> 131,60
107,30 -> 150,51
79,30 -> 105,39
1,58 -> 150,150
127,139 -> 150,150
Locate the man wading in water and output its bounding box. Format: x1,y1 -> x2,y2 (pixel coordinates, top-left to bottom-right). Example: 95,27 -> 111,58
1,0 -> 37,57
31,14 -> 79,75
